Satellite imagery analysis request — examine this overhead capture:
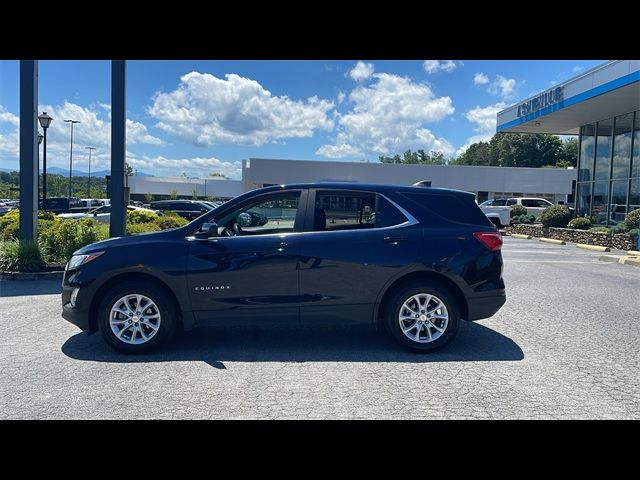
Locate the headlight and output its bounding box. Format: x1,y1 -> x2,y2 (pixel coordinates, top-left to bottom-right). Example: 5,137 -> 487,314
67,251 -> 104,270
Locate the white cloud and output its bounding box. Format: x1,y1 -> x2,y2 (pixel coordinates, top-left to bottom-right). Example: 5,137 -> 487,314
473,72 -> 489,85
337,91 -> 346,104
0,106 -> 20,127
423,60 -> 461,74
0,102 -> 164,172
572,65 -> 583,72
148,72 -> 334,147
456,102 -> 506,156
348,61 -> 375,82
318,73 -> 455,158
487,75 -> 517,99
127,155 -> 242,179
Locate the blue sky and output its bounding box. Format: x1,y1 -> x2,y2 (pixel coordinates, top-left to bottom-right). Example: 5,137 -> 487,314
0,59 -> 604,179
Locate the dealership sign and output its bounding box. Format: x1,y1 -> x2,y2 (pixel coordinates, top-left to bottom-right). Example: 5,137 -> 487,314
517,86 -> 564,117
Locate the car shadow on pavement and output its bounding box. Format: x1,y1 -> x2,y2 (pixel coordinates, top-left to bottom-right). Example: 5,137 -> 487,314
61,321 -> 524,369
0,279 -> 61,297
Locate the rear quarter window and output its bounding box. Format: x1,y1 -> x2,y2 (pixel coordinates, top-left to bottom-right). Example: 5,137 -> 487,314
401,192 -> 492,226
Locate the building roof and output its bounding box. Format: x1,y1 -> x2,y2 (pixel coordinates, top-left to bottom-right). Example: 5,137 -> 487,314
497,60 -> 640,135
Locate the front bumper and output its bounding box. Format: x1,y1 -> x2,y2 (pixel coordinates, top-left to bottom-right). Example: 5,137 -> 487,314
61,270 -> 94,334
466,291 -> 506,321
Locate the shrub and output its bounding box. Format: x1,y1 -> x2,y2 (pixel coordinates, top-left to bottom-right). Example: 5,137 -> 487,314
608,224 -> 627,236
625,208 -> 640,231
512,214 -> 534,225
127,222 -> 160,235
155,215 -> 189,230
567,217 -> 591,230
39,218 -> 103,263
128,209 -> 160,224
539,205 -> 572,228
511,204 -> 528,217
0,210 -> 64,241
590,226 -> 609,233
0,239 -> 44,272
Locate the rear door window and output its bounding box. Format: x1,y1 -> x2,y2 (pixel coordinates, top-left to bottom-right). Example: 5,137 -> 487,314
492,199 -> 508,206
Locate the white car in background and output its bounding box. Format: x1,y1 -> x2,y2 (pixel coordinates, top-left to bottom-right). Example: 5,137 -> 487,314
481,197 -> 554,218
58,205 -> 159,224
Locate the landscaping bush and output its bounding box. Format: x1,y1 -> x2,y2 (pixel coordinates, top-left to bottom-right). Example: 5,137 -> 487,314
155,215 -> 189,230
512,214 -> 534,224
590,226 -> 609,233
128,209 -> 159,224
511,204 -> 528,217
625,208 -> 640,231
607,224 -> 627,235
127,222 -> 160,235
39,217 -> 103,263
567,217 -> 591,230
0,210 -> 63,241
539,205 -> 572,228
0,239 -> 45,272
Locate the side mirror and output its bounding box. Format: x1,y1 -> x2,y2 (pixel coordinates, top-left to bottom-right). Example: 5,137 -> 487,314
195,222 -> 219,239
237,212 -> 253,227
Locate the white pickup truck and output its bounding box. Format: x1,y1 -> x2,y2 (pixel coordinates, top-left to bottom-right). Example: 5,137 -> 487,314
479,200 -> 513,229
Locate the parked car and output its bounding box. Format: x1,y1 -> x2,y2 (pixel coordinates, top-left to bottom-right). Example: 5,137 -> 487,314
58,205 -> 160,224
150,200 -> 214,221
479,199 -> 513,229
61,183 -> 506,354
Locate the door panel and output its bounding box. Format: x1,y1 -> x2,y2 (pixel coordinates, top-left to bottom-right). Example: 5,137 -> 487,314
299,189 -> 421,325
187,234 -> 302,323
186,189 -> 307,325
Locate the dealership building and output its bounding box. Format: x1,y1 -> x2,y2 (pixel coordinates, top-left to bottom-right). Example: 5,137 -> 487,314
497,59 -> 639,225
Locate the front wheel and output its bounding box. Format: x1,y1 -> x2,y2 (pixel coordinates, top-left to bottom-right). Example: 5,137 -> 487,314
97,280 -> 177,354
385,281 -> 460,353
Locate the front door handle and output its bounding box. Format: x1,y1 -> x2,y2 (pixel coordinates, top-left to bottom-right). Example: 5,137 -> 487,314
273,241 -> 295,250
383,236 -> 407,244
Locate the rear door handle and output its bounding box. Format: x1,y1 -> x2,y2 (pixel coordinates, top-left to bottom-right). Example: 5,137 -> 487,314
383,236 -> 408,244
273,241 -> 295,250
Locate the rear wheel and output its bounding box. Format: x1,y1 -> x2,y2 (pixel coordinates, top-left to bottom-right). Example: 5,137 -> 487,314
97,280 -> 177,354
385,281 -> 460,353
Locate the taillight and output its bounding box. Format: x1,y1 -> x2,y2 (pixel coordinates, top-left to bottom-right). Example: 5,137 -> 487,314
473,231 -> 503,251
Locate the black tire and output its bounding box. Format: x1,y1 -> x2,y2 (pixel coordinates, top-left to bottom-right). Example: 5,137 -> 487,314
384,281 -> 460,353
97,280 -> 178,354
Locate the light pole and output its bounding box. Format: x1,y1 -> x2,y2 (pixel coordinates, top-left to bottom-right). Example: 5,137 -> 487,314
37,132 -> 43,202
64,119 -> 80,199
37,111 -> 53,205
85,146 -> 95,198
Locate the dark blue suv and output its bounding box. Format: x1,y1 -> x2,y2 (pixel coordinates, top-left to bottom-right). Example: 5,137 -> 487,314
61,183 -> 506,354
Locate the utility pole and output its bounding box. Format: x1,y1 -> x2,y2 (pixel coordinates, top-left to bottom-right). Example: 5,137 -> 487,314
85,146 -> 96,197
64,119 -> 80,199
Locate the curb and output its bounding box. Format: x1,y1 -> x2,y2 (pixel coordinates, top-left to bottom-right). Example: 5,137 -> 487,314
576,243 -> 610,252
620,256 -> 640,267
539,238 -> 565,245
627,250 -> 640,256
511,233 -> 532,239
599,254 -> 623,263
0,270 -> 64,281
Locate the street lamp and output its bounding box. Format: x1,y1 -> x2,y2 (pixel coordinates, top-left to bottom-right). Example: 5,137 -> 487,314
64,119 -> 80,200
37,112 -> 53,205
85,147 -> 96,198
37,133 -> 43,202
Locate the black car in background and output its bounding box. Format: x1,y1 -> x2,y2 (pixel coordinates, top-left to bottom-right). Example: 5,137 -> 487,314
149,200 -> 213,221
62,183 -> 506,354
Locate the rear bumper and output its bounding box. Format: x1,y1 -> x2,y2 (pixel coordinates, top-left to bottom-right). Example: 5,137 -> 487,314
466,291 -> 506,321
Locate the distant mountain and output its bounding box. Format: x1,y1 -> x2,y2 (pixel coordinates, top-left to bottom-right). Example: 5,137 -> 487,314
0,167 -> 153,177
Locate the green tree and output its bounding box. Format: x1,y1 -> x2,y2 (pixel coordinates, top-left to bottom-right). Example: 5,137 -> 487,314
210,172 -> 229,179
191,188 -> 198,200
560,137 -> 579,167
144,192 -> 153,203
169,190 -> 178,200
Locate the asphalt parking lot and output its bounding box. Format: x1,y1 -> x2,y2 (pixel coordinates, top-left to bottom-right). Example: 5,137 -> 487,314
1,236 -> 638,419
